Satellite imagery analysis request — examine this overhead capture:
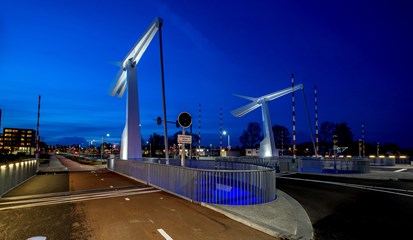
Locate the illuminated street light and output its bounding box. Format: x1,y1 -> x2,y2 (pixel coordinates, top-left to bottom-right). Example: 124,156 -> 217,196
101,133 -> 110,160
223,130 -> 231,150
146,141 -> 152,157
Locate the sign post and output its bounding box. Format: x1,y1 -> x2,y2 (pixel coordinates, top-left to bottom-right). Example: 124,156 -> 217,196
178,112 -> 192,166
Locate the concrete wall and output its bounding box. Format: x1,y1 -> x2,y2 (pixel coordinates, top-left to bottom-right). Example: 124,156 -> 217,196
0,160 -> 37,196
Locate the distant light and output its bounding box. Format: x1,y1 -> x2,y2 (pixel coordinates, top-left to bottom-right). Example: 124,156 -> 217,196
400,156 -> 407,159
389,155 -> 396,158
8,164 -> 14,167
1,165 -> 6,169
369,155 -> 376,158
379,155 -> 385,158
346,155 -> 352,158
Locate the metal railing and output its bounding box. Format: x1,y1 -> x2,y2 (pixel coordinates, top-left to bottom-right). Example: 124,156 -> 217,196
112,159 -> 276,205
0,160 -> 38,196
212,156 -> 370,174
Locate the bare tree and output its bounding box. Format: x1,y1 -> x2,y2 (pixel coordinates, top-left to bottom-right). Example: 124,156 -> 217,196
272,125 -> 291,149
239,122 -> 263,148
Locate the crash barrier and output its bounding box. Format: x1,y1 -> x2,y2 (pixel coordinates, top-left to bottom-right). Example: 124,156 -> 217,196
112,159 -> 276,205
0,160 -> 37,196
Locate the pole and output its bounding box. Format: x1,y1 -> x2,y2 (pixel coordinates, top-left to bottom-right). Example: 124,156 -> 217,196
315,84 -> 319,156
158,22 -> 169,163
292,73 -> 296,163
36,95 -> 41,161
228,134 -> 231,150
181,127 -> 185,166
101,135 -> 103,160
362,122 -> 365,157
190,124 -> 193,160
198,104 -> 201,158
281,129 -> 284,156
377,142 -> 380,157
219,107 -> 222,150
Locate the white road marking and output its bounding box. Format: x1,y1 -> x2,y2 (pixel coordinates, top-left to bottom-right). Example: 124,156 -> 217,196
278,176 -> 413,198
149,219 -> 154,224
394,168 -> 407,172
157,229 -> 173,240
0,187 -> 161,211
125,198 -> 130,201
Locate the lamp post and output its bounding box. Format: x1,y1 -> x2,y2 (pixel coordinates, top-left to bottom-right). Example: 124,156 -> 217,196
223,130 -> 231,150
147,141 -> 152,157
101,133 -> 110,160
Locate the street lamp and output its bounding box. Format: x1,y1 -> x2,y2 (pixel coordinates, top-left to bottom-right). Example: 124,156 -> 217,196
223,130 -> 231,150
146,141 -> 152,157
101,133 -> 110,160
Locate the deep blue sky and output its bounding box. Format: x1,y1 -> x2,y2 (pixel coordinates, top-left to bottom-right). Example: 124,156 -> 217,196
1,0 -> 412,149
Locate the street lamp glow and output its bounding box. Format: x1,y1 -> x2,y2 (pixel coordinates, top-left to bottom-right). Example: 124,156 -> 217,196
223,130 -> 230,150
101,133 -> 110,160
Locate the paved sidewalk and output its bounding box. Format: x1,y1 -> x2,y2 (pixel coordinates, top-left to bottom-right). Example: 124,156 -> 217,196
203,165 -> 413,240
204,190 -> 313,240
39,154 -> 106,172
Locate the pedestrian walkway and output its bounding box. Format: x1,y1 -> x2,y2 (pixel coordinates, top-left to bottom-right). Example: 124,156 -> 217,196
38,154 -> 67,172
38,154 -> 106,172
204,190 -> 313,240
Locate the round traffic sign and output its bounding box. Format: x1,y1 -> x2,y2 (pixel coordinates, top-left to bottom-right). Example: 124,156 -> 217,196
178,112 -> 192,128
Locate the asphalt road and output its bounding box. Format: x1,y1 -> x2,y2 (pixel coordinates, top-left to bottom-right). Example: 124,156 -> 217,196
277,172 -> 413,240
0,168 -> 277,240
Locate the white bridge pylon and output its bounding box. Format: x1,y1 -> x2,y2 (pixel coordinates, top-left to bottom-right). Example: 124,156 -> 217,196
231,84 -> 304,158
109,17 -> 163,160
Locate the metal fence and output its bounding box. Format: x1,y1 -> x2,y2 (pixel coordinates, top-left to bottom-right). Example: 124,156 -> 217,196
0,160 -> 38,196
299,157 -> 370,173
212,156 -> 370,174
113,159 -> 276,205
369,157 -> 395,166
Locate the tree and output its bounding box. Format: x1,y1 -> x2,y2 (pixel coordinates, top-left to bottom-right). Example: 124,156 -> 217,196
319,121 -> 335,144
239,122 -> 263,148
147,133 -> 165,156
334,122 -> 354,146
272,125 -> 291,149
319,121 -> 354,154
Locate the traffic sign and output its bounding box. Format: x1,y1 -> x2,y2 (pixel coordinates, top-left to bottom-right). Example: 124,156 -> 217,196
178,134 -> 192,144
178,112 -> 192,128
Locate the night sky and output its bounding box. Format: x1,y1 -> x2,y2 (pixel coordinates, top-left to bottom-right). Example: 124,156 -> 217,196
1,0 -> 412,149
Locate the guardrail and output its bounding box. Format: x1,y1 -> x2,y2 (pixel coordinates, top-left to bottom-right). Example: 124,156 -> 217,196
112,159 -> 276,205
299,157 -> 370,173
212,156 -> 370,174
0,160 -> 38,196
